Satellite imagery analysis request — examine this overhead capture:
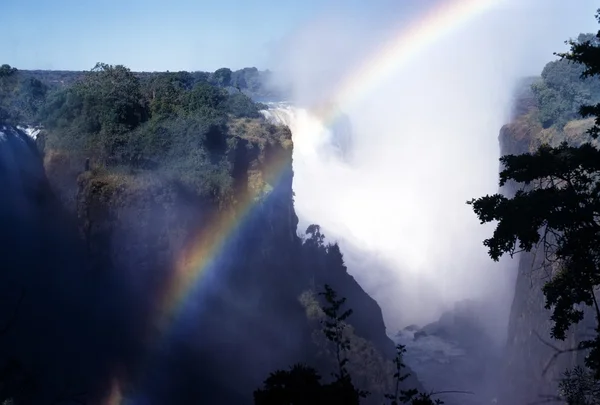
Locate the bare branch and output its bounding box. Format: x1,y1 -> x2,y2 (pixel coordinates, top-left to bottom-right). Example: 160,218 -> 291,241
527,393 -> 564,405
430,389 -> 475,396
533,330 -> 585,377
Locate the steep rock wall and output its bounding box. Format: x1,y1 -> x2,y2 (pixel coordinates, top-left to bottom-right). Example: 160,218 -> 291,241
38,119 -> 421,403
498,105 -> 597,404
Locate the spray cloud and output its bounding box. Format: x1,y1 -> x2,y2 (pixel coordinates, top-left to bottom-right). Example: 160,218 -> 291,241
267,0 -> 599,333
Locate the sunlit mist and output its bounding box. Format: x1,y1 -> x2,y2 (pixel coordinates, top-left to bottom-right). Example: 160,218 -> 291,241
266,0 -> 599,333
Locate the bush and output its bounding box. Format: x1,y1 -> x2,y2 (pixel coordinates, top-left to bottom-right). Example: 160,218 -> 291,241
532,33 -> 600,129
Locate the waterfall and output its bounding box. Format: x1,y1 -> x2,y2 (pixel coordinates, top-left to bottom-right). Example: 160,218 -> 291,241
260,93 -> 515,335
0,125 -> 46,200
260,102 -> 352,162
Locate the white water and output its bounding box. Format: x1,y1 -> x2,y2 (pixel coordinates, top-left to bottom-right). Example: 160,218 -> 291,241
261,98 -> 515,334
17,125 -> 43,140
263,1 -> 600,334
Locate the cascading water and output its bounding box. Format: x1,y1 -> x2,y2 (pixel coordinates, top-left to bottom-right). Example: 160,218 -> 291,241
0,125 -> 46,206
261,102 -> 352,163
261,96 -> 517,403
261,86 -> 517,335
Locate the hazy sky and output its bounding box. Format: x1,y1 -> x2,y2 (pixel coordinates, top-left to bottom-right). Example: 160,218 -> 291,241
3,0 -> 596,73
0,0 -> 406,71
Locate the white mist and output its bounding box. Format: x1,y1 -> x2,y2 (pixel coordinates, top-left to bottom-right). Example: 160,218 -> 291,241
267,0 -> 600,334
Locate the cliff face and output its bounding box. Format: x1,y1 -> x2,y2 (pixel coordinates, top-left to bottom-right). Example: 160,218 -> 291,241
34,118 -> 417,403
0,125 -> 137,404
498,101 -> 597,404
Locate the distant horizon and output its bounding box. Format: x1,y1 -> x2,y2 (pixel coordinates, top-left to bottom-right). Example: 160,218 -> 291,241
5,64 -> 547,80
9,65 -> 268,73
2,0 -> 598,74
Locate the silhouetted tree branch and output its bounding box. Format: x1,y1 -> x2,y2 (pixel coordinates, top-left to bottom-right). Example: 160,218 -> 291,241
256,286 -> 447,405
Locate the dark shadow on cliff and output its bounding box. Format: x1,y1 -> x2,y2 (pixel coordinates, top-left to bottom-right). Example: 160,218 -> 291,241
0,125 -> 153,403
0,123 -> 420,405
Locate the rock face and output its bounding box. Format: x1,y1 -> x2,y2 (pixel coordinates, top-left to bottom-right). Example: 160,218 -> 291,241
1,118 -> 420,403
0,125 -> 131,404
497,99 -> 597,404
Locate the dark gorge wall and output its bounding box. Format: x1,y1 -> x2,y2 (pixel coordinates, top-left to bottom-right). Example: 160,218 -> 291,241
0,121 -> 419,404
0,125 -> 127,404
497,95 -> 597,405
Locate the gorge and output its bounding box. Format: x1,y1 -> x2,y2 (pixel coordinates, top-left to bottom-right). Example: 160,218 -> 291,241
2,1 -> 600,405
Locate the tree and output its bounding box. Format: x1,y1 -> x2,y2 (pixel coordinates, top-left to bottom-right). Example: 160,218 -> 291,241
319,285 -> 354,381
81,62 -> 149,132
468,8 -> 600,380
185,82 -> 228,120
254,285 -> 365,405
531,33 -> 600,129
255,286 -> 443,405
304,224 -> 326,249
212,68 -> 232,87
0,65 -> 17,78
559,366 -> 600,405
559,26 -> 600,139
254,364 -> 327,405
0,65 -> 19,123
16,77 -> 48,119
143,73 -> 186,117
37,62 -> 150,161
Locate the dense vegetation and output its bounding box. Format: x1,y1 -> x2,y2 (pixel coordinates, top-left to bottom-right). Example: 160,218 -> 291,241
470,11 -> 600,404
0,62 -> 287,203
0,64 -> 48,124
532,33 -> 600,129
255,282 -> 443,405
1,60 -> 438,404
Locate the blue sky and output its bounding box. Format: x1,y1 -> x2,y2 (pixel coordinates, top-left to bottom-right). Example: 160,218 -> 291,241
0,0 -> 411,72
0,0 -> 598,73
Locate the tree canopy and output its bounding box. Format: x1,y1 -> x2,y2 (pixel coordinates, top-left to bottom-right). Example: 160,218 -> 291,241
254,285 -> 443,405
532,33 -> 600,129
2,62 -> 274,201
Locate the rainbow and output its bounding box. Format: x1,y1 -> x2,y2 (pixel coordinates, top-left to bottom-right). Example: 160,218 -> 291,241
156,0 -> 504,333
113,0 -> 505,401
155,147 -> 293,329
314,0 -> 504,126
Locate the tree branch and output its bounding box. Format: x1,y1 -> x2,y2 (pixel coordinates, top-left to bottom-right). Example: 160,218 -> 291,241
533,330 -> 585,377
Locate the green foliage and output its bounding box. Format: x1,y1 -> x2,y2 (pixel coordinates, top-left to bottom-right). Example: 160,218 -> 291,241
185,82 -> 228,118
15,62 -> 275,201
469,8 -> 600,387
319,284 -> 355,381
316,284 -> 368,402
255,286 -> 442,405
226,92 -> 262,118
560,366 -> 600,405
16,76 -> 48,118
532,33 -> 600,129
211,67 -> 232,87
558,21 -> 600,139
37,62 -> 150,162
468,142 -> 600,375
384,344 -> 443,405
0,64 -> 47,124
254,285 -> 366,405
0,64 -> 17,77
143,72 -> 187,117
254,364 -> 326,405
